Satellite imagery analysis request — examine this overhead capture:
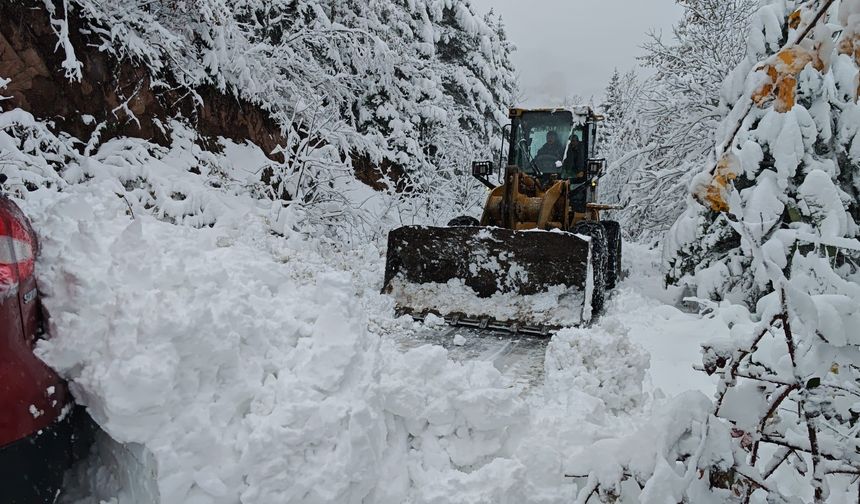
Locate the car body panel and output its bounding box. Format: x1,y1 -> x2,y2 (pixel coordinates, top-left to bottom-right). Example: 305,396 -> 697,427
0,196 -> 71,448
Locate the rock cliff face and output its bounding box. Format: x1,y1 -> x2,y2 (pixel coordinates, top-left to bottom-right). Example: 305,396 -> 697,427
0,1 -> 284,158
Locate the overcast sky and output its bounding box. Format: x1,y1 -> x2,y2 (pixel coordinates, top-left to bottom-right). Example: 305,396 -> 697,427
469,0 -> 684,106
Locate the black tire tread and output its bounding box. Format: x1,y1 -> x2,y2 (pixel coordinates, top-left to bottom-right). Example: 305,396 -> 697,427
447,215 -> 480,227
601,220 -> 622,290
571,221 -> 608,317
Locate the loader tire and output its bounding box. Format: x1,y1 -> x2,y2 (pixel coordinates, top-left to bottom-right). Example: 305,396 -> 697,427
447,216 -> 480,227
572,221 -> 608,316
601,220 -> 622,290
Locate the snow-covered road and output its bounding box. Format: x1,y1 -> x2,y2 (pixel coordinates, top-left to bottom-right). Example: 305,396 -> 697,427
391,241 -> 722,401
25,184 -> 730,503
601,243 -> 722,398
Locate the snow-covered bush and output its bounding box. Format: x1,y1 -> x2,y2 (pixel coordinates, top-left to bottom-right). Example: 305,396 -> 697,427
698,257 -> 860,502
664,0 -> 860,304
6,0 -> 517,238
0,109 -> 75,193
570,1 -> 860,501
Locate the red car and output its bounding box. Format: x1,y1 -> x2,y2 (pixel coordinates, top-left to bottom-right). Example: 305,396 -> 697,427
0,194 -> 93,503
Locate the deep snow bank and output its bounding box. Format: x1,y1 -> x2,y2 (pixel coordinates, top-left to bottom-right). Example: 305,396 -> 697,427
28,183 -> 534,504
8,127 -> 738,503
32,180 -> 745,504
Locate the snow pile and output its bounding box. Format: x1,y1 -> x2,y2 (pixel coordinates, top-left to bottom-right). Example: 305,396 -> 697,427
2,84 -> 557,501
28,183 -> 532,504
544,322 -> 650,413
387,278 -> 586,327
563,391 -> 714,503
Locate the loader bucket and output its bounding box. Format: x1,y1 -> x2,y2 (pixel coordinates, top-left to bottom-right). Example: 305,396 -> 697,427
382,226 -> 594,331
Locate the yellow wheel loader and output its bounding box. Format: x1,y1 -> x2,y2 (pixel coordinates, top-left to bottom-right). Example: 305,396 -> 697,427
383,107 -> 622,335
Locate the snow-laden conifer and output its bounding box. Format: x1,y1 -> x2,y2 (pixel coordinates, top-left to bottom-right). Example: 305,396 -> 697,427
601,0 -> 756,240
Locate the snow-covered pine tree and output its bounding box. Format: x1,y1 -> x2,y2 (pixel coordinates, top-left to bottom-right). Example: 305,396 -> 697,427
568,3 -> 860,501
664,0 -> 860,305
598,69 -> 649,212
666,1 -> 860,500
599,69 -> 624,149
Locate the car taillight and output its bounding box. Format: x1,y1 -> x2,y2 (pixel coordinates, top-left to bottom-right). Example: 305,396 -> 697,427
0,202 -> 36,290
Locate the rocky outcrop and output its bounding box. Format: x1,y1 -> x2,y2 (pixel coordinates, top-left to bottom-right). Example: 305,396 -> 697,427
0,1 -> 284,158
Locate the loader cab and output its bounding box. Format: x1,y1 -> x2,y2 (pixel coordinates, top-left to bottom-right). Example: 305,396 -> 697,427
507,109 -> 586,179
471,107 -> 604,190
503,107 -> 602,182
470,106 -> 607,220
503,108 -> 603,211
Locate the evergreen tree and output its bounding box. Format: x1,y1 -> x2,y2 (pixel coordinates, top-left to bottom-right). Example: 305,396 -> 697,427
598,68 -> 624,152
604,0 -> 757,240
599,69 -> 648,211
573,4 -> 860,499
675,3 -> 860,501
664,0 -> 860,304
601,69 -> 624,139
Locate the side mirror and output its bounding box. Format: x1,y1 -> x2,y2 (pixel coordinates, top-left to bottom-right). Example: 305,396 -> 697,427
472,161 -> 494,177
587,158 -> 606,178
471,161 -> 496,189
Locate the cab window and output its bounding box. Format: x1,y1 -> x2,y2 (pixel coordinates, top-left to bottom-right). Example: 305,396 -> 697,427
508,111 -> 585,177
